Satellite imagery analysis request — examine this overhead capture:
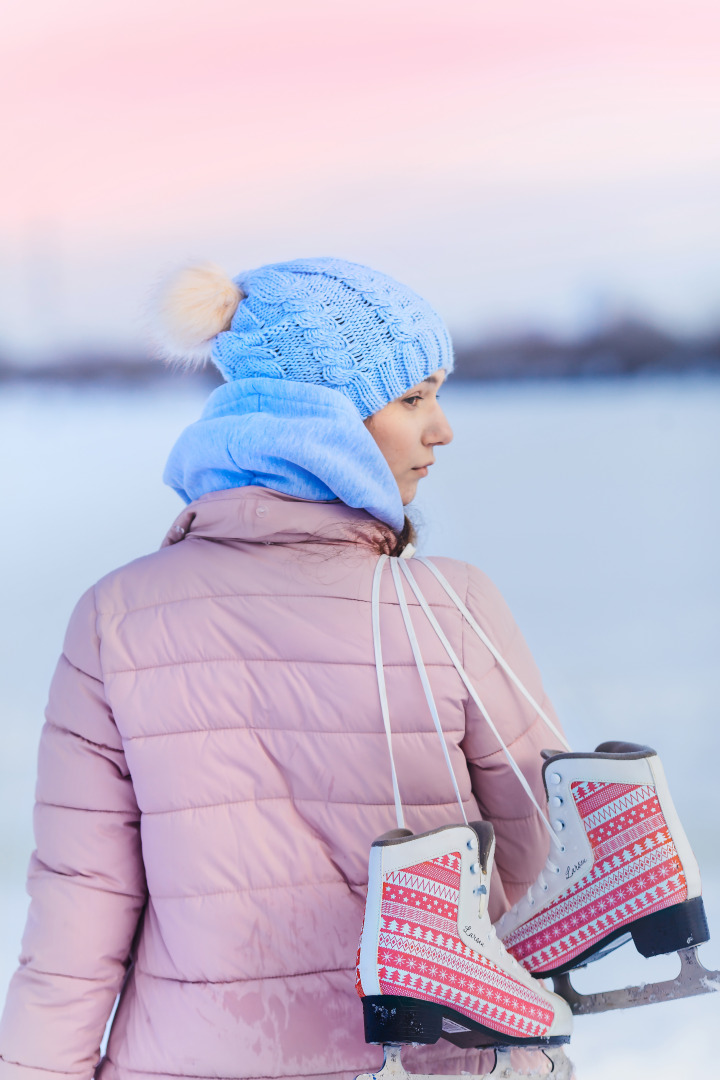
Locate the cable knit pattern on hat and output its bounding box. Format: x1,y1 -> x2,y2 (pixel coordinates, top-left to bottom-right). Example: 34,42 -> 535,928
211,257 -> 454,417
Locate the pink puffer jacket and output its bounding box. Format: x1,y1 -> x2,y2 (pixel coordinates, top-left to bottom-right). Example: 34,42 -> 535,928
0,488 -> 564,1080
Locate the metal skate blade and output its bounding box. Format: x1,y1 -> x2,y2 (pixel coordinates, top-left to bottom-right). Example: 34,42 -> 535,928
552,945 -> 720,1015
356,1043 -> 574,1080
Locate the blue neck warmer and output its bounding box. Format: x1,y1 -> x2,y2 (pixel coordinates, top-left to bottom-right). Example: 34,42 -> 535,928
163,378 -> 405,530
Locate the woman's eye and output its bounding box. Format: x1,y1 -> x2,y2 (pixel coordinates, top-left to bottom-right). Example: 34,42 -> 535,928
403,395 -> 422,406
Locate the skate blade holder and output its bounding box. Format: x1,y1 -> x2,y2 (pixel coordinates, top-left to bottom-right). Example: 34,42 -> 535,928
356,1043 -> 574,1080
552,945 -> 720,1015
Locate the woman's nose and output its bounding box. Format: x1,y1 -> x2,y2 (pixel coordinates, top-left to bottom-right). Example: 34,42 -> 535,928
426,404 -> 454,446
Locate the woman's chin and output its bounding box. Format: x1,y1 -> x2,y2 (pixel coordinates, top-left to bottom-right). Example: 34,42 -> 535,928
399,482 -> 420,506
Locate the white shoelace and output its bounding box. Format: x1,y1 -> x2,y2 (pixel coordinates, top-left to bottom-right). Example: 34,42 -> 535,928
389,558 -> 469,826
371,554 -> 406,830
525,853 -> 563,911
371,555 -> 568,851
416,557 -> 571,754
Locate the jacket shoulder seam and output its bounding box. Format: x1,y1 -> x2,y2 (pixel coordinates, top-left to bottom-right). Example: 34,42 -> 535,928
124,723 -> 465,742
105,656 -> 459,676
141,794 -> 469,818
94,591 -> 458,618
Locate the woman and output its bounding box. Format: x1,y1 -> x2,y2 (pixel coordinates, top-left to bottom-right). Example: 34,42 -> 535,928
0,258 -> 569,1080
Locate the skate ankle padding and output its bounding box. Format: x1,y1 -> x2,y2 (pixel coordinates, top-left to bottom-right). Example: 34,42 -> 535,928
593,740 -> 656,757
371,828 -> 414,846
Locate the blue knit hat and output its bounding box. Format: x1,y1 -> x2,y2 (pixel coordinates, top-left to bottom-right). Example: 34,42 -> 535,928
157,257 -> 454,418
158,257 -> 453,529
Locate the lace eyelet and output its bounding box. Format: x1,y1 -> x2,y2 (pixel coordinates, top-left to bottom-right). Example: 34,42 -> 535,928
542,883 -> 549,891
553,820 -> 566,832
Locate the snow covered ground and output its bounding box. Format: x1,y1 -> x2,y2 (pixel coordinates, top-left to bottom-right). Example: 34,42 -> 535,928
1,376 -> 718,1076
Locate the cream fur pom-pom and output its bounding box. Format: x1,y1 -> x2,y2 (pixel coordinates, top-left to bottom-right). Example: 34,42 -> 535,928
151,262 -> 244,366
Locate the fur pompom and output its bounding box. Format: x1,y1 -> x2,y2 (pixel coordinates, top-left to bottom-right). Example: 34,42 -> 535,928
151,262 -> 244,366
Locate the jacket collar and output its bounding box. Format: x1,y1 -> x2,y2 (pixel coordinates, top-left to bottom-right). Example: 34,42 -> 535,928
161,487 -> 397,550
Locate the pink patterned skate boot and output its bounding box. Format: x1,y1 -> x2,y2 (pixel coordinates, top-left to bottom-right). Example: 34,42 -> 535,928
356,821 -> 572,1048
495,741 -> 709,980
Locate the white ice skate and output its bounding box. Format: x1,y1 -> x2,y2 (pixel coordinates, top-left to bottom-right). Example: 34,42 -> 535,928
356,821 -> 573,1048
494,741 -> 720,1014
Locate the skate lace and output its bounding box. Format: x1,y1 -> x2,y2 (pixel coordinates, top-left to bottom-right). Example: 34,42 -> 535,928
529,852 -> 565,905
482,911 -> 539,980
490,850 -> 567,935
371,555 -> 569,849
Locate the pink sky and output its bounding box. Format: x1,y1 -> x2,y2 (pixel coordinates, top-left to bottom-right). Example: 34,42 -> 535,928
2,0 -> 719,354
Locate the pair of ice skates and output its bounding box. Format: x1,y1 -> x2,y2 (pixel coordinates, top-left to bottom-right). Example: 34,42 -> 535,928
356,741 -> 719,1080
356,557 -> 719,1080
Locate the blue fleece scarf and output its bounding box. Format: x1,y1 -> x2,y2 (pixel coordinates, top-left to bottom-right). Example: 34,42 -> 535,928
163,378 -> 405,530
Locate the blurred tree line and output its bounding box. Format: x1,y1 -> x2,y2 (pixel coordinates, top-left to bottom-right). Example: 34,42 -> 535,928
1,318 -> 719,384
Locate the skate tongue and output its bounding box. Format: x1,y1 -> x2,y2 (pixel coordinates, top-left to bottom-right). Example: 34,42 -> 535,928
468,821 -> 495,917
469,821 -> 495,873
540,748 -> 566,761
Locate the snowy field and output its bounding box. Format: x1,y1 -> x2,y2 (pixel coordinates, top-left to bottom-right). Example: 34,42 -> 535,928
1,376 -> 718,1077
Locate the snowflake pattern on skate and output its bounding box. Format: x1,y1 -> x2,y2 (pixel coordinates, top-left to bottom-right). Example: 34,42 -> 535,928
503,781 -> 688,972
363,851 -> 554,1039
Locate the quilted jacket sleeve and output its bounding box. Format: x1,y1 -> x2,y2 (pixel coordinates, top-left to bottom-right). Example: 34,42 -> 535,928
458,564 -> 567,913
0,587 -> 147,1080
